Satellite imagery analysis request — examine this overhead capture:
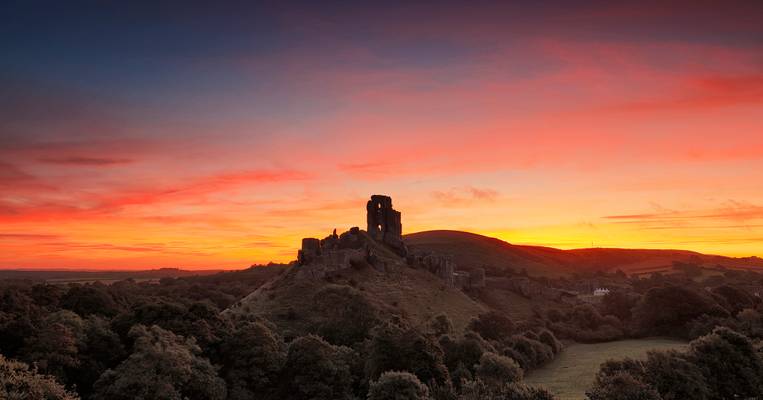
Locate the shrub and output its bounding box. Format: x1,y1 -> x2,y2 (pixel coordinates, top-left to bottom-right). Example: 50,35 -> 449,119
600,290 -> 641,321
503,335 -> 554,370
468,311 -> 515,341
536,329 -> 562,354
459,380 -> 556,400
586,372 -> 661,400
440,331 -> 493,376
429,313 -> 455,337
368,371 -> 430,400
474,352 -> 522,387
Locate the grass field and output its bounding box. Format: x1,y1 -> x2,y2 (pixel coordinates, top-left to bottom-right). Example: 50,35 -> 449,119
524,338 -> 688,400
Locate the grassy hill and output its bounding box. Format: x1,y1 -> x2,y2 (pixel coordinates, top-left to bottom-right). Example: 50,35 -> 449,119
525,338 -> 688,400
405,230 -> 763,277
225,254 -> 486,338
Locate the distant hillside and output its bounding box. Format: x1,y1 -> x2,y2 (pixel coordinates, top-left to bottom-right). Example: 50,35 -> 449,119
404,230 -> 570,276
405,230 -> 763,276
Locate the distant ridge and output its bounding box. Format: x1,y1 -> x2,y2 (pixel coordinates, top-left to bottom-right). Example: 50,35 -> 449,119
405,230 -> 763,276
0,268 -> 225,283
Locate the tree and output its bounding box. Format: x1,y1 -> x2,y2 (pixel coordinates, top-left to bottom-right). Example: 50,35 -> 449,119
366,320 -> 450,387
600,290 -> 639,322
91,325 -> 226,400
474,352 -> 522,388
688,327 -> 763,399
737,308 -> 763,338
0,354 -> 79,400
70,315 -> 126,397
60,284 -> 121,317
21,311 -> 82,381
368,371 -> 430,400
642,350 -> 709,400
468,311 -> 515,341
219,321 -> 286,400
440,331 -> 493,376
311,285 -> 379,346
586,372 -> 662,400
710,285 -> 755,315
278,335 -> 355,400
632,285 -> 727,337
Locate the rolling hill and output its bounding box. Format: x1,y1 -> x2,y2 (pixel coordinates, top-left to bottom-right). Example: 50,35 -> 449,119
405,230 -> 763,277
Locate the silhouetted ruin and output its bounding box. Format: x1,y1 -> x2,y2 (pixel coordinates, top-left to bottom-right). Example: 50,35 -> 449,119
366,195 -> 407,256
295,195 -> 484,289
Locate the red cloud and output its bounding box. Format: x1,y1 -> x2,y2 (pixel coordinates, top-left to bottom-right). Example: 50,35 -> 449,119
612,74 -> 763,112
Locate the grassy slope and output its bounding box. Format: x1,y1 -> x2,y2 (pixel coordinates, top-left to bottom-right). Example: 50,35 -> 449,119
405,230 -> 569,277
524,338 -> 689,400
226,263 -> 486,337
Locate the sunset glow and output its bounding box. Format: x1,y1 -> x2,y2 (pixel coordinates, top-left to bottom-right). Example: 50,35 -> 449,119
2,1 -> 763,269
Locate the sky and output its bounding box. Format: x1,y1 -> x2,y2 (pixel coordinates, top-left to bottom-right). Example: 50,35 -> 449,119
1,1 -> 763,269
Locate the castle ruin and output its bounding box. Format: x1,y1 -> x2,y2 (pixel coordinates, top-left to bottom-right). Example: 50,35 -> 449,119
295,194 -> 484,289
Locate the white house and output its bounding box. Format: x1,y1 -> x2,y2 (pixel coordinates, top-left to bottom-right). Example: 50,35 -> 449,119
593,288 -> 610,296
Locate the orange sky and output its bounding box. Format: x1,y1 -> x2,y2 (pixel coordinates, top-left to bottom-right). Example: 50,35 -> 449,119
1,2 -> 763,269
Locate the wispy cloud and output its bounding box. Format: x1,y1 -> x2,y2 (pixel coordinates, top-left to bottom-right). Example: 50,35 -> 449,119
432,186 -> 499,206
604,200 -> 763,224
38,156 -> 134,166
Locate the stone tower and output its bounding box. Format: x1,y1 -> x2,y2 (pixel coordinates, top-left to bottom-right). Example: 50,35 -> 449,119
366,195 -> 407,256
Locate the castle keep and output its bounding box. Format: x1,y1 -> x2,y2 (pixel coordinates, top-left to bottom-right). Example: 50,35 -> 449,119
366,195 -> 407,256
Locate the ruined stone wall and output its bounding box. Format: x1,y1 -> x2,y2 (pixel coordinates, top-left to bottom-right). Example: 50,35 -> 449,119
408,252 -> 455,287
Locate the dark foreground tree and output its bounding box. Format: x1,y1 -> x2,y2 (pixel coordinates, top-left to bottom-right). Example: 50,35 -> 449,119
278,334 -> 355,400
368,371 -> 430,400
688,326 -> 763,399
366,319 -> 450,387
311,284 -> 380,346
642,350 -> 709,400
0,354 -> 79,400
91,325 -> 226,400
219,320 -> 286,400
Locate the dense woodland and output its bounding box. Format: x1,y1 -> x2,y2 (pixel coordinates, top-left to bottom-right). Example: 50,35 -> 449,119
1,264 -> 762,400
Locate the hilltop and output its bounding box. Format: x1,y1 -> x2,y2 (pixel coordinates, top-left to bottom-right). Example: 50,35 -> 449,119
225,196 -> 488,335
